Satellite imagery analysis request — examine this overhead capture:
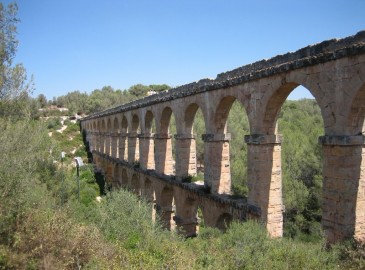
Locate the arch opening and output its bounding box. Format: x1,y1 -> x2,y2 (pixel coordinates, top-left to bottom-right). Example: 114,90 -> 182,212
144,177 -> 155,203
207,96 -> 249,195
141,111 -> 156,170
121,168 -> 128,188
174,195 -> 200,238
113,165 -> 122,188
119,115 -> 128,161
156,107 -> 176,175
121,115 -> 128,134
101,119 -> 106,153
131,114 -> 140,133
227,99 -> 250,196
128,114 -> 140,163
179,103 -> 206,182
216,213 -> 233,232
131,174 -> 140,195
158,186 -> 175,230
145,110 -> 156,134
112,116 -> 120,158
144,177 -> 157,222
276,85 -> 324,240
113,117 -> 120,132
106,118 -> 112,156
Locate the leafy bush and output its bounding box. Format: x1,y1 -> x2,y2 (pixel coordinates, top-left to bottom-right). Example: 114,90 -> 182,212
188,221 -> 339,269
63,118 -> 71,126
0,119 -> 53,245
1,208 -> 117,269
45,117 -> 62,130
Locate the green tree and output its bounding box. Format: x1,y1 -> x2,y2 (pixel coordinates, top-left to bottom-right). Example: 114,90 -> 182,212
227,101 -> 250,196
149,84 -> 171,93
0,2 -> 33,118
128,84 -> 151,97
37,93 -> 47,108
279,99 -> 324,239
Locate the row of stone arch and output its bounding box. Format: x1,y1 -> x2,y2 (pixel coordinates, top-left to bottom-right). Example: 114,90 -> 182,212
84,95 -> 247,195
95,153 -> 238,236
82,41 -> 365,243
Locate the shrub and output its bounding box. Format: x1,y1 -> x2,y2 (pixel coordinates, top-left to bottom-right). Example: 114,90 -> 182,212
63,119 -> 71,126
3,208 -> 118,269
45,117 -> 62,130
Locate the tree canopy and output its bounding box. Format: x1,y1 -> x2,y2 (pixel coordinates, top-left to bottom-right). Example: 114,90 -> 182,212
0,2 -> 33,119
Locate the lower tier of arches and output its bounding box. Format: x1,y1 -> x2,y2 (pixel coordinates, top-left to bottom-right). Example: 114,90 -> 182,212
91,151 -> 258,237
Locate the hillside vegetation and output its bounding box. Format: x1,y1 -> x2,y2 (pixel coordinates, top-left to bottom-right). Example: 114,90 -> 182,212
1,2 -> 365,269
1,109 -> 365,269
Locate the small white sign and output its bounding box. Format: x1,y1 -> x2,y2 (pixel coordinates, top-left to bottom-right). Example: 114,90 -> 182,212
74,157 -> 84,167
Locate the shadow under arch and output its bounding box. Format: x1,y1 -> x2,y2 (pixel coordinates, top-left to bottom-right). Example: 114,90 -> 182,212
143,177 -> 155,203
121,115 -> 128,133
113,164 -> 122,188
160,106 -> 173,135
96,120 -> 101,152
143,177 -> 156,221
121,168 -> 128,188
106,118 -> 112,155
131,173 -> 140,195
145,110 -> 155,133
131,114 -> 139,133
216,213 -> 233,232
157,185 -> 175,230
101,119 -> 106,153
95,170 -> 106,196
174,195 -> 200,237
81,128 -> 93,163
113,116 -> 119,132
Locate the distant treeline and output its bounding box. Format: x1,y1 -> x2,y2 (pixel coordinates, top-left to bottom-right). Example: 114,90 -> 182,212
38,84 -> 171,116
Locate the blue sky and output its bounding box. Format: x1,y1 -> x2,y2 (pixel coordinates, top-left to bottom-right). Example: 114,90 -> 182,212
7,0 -> 365,100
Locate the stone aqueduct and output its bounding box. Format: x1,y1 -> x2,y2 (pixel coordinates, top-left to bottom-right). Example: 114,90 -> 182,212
81,31 -> 365,243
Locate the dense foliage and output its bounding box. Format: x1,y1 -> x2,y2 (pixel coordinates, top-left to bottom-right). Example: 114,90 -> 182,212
280,99 -> 324,240
1,2 -> 365,268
